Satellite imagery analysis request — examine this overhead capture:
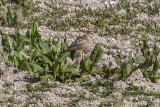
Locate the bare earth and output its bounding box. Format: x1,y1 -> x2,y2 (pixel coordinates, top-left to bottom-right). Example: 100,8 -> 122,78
1,0 -> 160,107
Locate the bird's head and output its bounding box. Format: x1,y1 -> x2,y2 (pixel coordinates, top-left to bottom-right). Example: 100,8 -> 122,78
84,27 -> 94,34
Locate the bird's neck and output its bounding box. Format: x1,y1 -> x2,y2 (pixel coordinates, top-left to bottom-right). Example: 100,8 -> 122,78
87,32 -> 94,35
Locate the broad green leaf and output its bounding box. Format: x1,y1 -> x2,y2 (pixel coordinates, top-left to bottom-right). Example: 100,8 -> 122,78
69,51 -> 75,60
24,37 -> 31,43
29,63 -> 44,72
31,22 -> 38,36
12,40 -> 17,50
18,60 -> 28,70
61,67 -> 80,76
85,57 -> 92,70
76,77 -> 89,82
26,29 -> 31,39
126,65 -> 132,77
40,55 -> 53,66
91,65 -> 102,73
152,60 -> 159,75
40,74 -> 53,83
14,52 -> 25,61
14,57 -> 19,67
6,5 -> 12,25
51,44 -> 58,55
58,52 -> 70,62
25,84 -> 34,92
1,34 -> 11,53
80,57 -> 92,73
120,62 -> 127,77
142,68 -> 149,77
38,41 -> 51,54
31,22 -> 41,44
17,42 -> 24,52
43,36 -> 50,43
150,76 -> 157,83
90,43 -> 103,65
7,54 -> 14,66
53,64 -> 60,76
0,53 -> 4,62
13,11 -> 18,26
61,64 -> 68,70
30,49 -> 39,61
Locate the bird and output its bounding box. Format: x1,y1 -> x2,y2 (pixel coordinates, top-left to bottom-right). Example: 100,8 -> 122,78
68,27 -> 94,60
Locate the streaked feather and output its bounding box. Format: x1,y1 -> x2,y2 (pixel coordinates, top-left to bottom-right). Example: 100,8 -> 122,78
68,28 -> 94,52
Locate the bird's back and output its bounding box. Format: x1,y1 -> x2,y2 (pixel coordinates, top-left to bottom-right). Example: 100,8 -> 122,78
68,29 -> 94,51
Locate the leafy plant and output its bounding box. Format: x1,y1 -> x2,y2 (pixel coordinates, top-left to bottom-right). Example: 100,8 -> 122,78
148,2 -> 159,15
1,5 -> 23,27
0,0 -> 5,7
119,0 -> 130,13
137,40 -> 159,82
1,22 -> 80,83
12,0 -> 32,7
80,44 -> 103,74
103,39 -> 160,82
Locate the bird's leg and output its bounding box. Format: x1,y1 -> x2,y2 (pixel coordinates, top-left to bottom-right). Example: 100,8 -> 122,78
82,52 -> 85,60
80,51 -> 83,60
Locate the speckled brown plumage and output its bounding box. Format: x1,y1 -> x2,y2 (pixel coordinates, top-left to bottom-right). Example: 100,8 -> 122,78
68,28 -> 94,59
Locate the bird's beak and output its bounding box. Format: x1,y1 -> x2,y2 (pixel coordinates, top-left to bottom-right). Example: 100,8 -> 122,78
84,28 -> 89,32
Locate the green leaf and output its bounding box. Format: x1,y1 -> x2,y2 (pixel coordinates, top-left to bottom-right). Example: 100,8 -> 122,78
14,52 -> 25,61
29,63 -> 44,72
152,44 -> 157,62
80,59 -> 86,72
125,65 -> 132,77
61,67 -> 80,76
40,75 -> 54,83
43,36 -> 50,43
58,52 -> 70,62
25,84 -> 34,92
40,55 -> 53,66
91,65 -> 102,73
53,63 -> 60,76
24,38 -> 31,44
90,43 -> 103,65
18,60 -> 28,70
150,76 -> 157,83
128,52 -> 132,66
7,54 -> 14,66
120,62 -> 127,78
30,49 -> 39,61
6,5 -> 12,25
51,44 -> 58,55
26,29 -> 31,39
1,33 -> 11,53
17,42 -> 24,52
152,60 -> 159,75
31,22 -> 38,36
76,77 -> 89,82
142,68 -> 149,77
0,53 -> 4,62
61,34 -> 68,52
12,31 -> 24,52
38,41 -> 51,54
69,51 -> 75,60
80,57 -> 92,73
31,22 -> 41,44
13,11 -> 18,26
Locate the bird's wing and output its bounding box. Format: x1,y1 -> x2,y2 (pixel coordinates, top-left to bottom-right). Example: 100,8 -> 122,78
68,35 -> 87,51
71,36 -> 87,47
